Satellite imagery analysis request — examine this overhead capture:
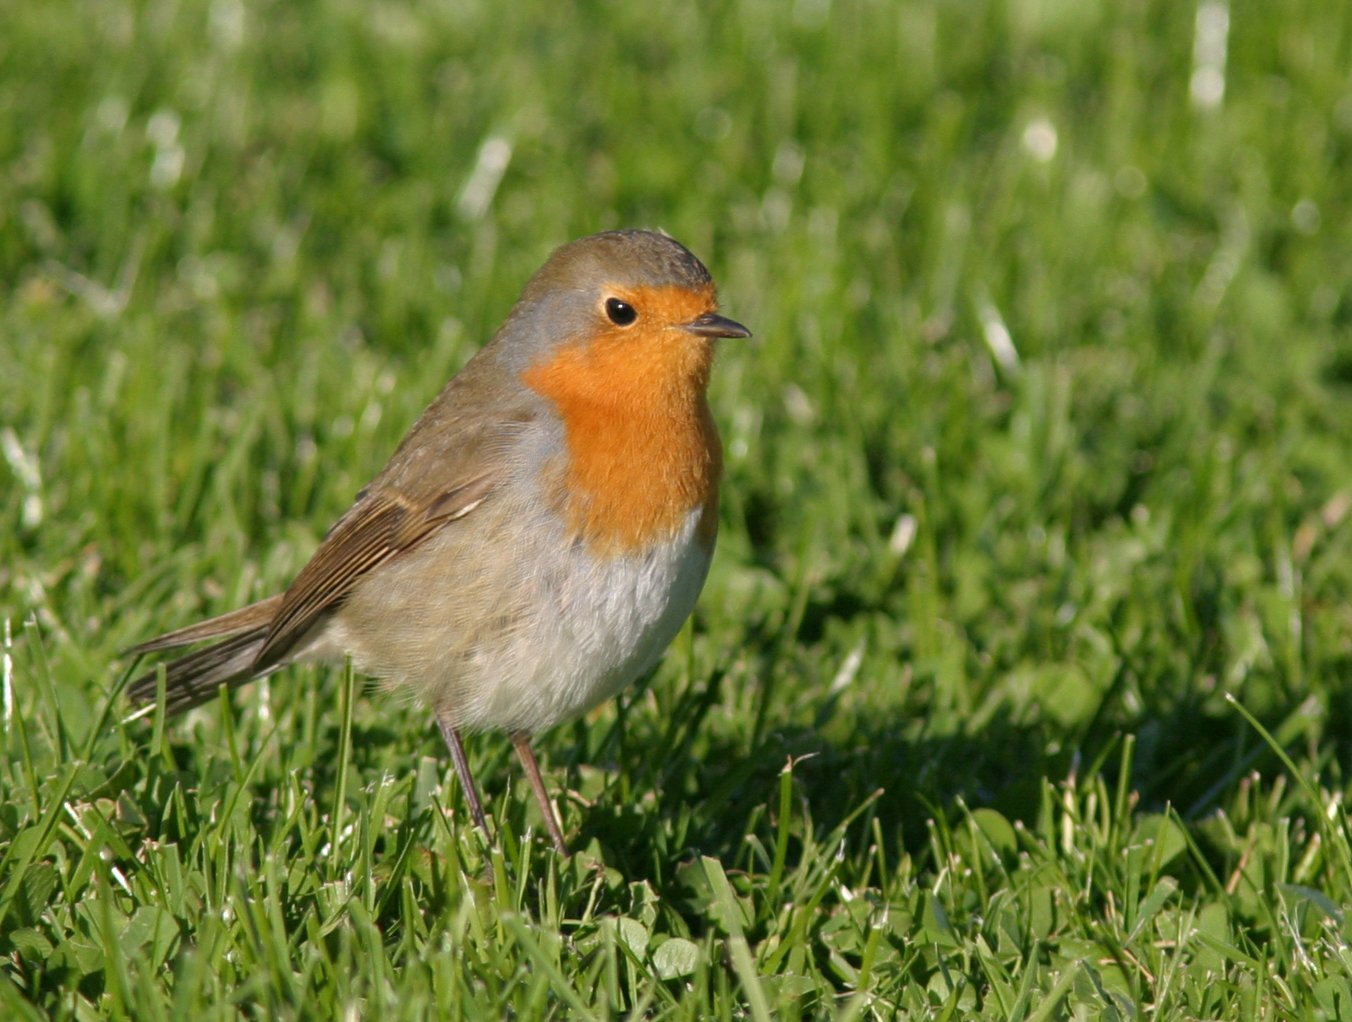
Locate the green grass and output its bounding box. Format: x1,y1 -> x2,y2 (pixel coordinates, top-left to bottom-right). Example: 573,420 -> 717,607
5,0 -> 1352,1016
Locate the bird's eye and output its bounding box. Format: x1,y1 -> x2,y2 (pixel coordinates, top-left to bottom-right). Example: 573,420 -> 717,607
604,298 -> 638,326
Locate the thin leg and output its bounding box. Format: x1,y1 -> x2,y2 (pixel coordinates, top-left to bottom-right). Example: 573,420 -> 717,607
437,715 -> 491,840
511,732 -> 569,856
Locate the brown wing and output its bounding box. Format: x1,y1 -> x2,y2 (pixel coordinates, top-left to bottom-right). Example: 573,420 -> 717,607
252,349 -> 538,668
253,471 -> 496,668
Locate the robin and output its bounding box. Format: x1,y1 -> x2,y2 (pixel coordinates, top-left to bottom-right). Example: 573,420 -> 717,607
126,229 -> 749,856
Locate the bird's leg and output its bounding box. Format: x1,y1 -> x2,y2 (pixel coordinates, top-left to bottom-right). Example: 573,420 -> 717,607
436,714 -> 491,841
511,732 -> 569,856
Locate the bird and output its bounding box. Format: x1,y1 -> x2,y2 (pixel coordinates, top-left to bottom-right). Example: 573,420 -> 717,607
125,229 -> 749,855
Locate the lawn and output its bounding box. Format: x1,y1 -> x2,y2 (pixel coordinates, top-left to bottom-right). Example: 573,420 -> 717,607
4,0 -> 1352,1017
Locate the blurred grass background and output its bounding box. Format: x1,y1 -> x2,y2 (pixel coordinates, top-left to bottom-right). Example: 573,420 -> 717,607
4,0 -> 1352,1016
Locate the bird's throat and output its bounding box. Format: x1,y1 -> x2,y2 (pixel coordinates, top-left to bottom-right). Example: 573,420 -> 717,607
522,337 -> 722,556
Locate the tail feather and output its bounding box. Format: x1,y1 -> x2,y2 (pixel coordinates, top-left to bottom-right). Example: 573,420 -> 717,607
126,595 -> 286,717
127,594 -> 283,655
127,628 -> 276,716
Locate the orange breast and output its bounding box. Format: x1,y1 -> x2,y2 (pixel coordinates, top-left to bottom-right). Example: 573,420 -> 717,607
522,299 -> 722,556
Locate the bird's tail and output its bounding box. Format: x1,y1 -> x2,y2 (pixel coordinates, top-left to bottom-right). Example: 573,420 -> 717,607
125,595 -> 283,717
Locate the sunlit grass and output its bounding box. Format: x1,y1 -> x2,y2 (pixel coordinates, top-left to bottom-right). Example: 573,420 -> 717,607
4,0 -> 1352,1016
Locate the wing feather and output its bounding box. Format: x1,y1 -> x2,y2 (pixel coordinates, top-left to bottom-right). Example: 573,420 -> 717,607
254,472 -> 497,666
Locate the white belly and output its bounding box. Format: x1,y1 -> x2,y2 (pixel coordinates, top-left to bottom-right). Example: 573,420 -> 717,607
470,505 -> 713,732
318,503 -> 714,735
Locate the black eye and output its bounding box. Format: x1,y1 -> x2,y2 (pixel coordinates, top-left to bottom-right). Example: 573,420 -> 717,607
605,297 -> 637,326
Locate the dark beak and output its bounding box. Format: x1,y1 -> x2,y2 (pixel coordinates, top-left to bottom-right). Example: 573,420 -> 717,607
684,311 -> 751,339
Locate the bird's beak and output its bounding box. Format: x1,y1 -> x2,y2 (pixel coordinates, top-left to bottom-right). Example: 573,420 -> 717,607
684,311 -> 751,339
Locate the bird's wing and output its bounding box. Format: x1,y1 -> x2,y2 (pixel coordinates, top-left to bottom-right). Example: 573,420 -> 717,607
253,472 -> 496,667
253,360 -> 539,668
